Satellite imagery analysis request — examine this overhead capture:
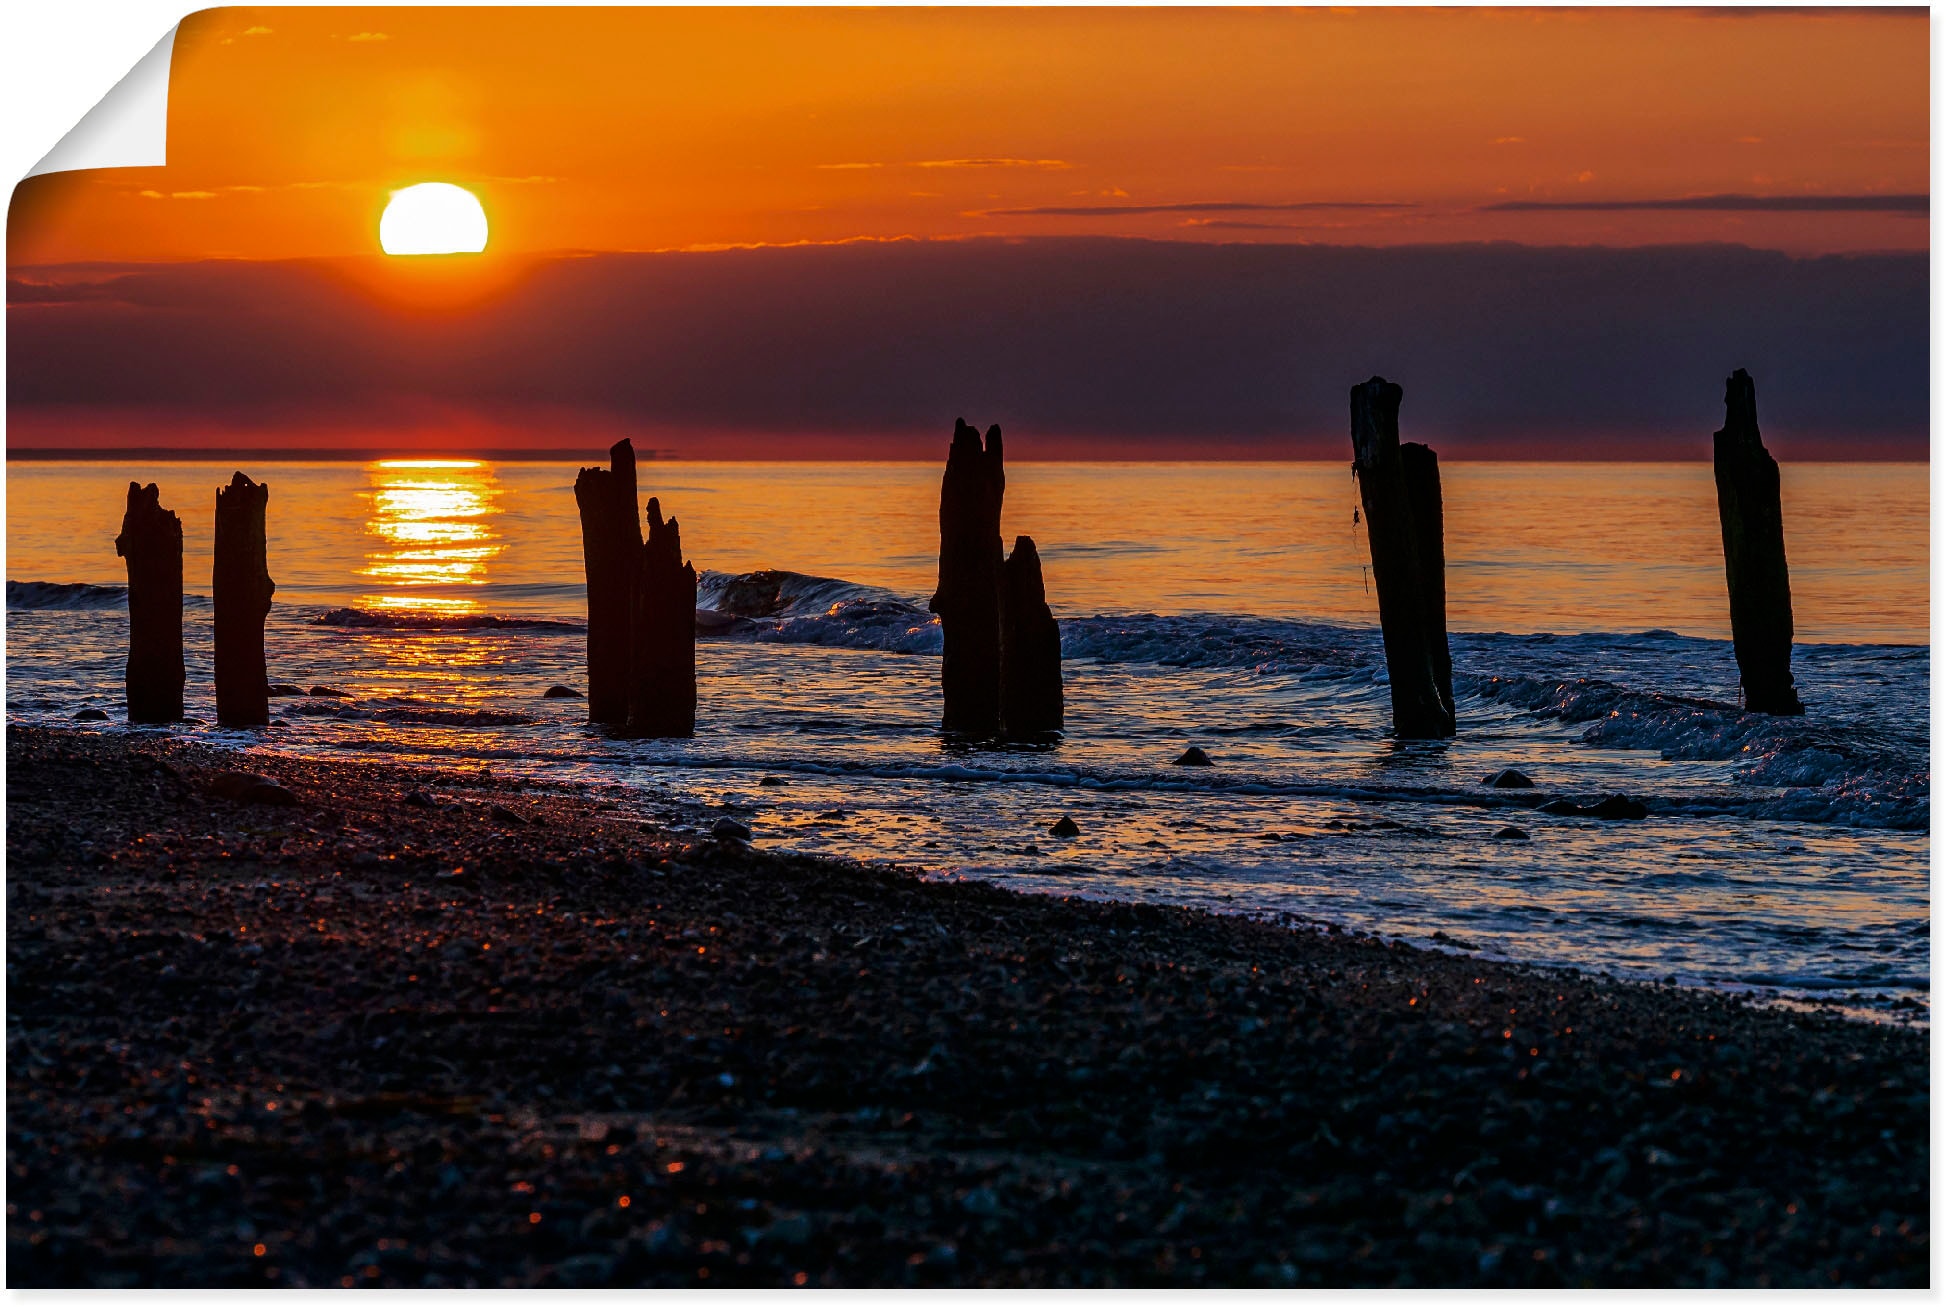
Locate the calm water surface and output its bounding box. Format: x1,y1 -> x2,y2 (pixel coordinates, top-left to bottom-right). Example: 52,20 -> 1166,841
5,459 -> 1930,1019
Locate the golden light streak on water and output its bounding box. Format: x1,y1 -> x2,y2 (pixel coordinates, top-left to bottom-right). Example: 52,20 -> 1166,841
357,459 -> 503,613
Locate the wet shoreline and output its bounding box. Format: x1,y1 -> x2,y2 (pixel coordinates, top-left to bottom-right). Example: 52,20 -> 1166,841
6,725 -> 1927,1286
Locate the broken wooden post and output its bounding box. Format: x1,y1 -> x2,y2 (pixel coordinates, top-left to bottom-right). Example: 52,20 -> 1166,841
928,418 -> 1006,736
628,497 -> 697,738
1713,368 -> 1804,715
113,482 -> 185,724
213,472 -> 275,727
1000,534 -> 1063,739
574,438 -> 641,725
1349,376 -> 1455,739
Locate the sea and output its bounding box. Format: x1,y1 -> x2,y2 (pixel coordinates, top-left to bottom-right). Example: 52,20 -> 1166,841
5,458 -> 1930,1019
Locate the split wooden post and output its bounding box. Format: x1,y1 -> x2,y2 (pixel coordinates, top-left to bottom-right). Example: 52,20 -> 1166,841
574,439 -> 641,725
928,418 -> 1006,736
1349,376 -> 1455,739
1000,534 -> 1063,739
1713,368 -> 1804,715
628,497 -> 697,738
213,472 -> 275,727
113,482 -> 185,723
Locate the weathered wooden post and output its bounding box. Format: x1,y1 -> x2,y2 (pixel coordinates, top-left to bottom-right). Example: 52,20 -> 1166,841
113,482 -> 185,723
628,497 -> 697,738
1349,376 -> 1455,739
1713,368 -> 1804,715
574,439 -> 641,725
213,472 -> 275,727
1000,534 -> 1063,738
928,418 -> 1006,736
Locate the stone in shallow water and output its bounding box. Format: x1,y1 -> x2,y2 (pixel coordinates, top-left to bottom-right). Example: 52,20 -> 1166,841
712,816 -> 752,841
1484,768 -> 1533,789
1049,815 -> 1080,838
1493,826 -> 1530,840
1174,746 -> 1214,767
72,708 -> 109,721
267,683 -> 305,697
543,684 -> 583,699
307,685 -> 353,699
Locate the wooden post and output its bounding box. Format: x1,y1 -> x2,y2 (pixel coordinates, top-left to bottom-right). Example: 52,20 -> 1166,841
574,439 -> 641,725
928,418 -> 1006,736
1399,441 -> 1453,718
628,497 -> 697,738
113,482 -> 185,724
1000,534 -> 1063,739
213,472 -> 275,727
1349,377 -> 1455,739
1713,368 -> 1804,715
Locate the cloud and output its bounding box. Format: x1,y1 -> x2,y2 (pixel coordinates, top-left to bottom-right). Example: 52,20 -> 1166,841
7,239 -> 1925,457
984,200 -> 1418,217
818,159 -> 1073,172
1491,136 -> 1528,145
347,31 -> 388,42
912,158 -> 1072,170
1486,193 -> 1928,213
241,25 -> 272,35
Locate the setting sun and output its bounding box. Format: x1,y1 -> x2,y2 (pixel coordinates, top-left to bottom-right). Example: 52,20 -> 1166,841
379,183 -> 488,256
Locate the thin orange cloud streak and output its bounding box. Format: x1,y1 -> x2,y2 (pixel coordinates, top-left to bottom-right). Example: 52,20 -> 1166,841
8,6 -> 1928,266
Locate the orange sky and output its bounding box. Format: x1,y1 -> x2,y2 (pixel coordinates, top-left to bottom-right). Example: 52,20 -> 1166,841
8,6 -> 1930,266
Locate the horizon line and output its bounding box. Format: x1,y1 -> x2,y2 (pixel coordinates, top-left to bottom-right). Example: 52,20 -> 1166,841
5,447 -> 1928,466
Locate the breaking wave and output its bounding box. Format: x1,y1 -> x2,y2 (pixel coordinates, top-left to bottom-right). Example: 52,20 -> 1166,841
7,580 -> 209,610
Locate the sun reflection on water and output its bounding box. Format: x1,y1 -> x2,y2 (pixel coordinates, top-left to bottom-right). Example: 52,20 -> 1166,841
359,459 -> 503,613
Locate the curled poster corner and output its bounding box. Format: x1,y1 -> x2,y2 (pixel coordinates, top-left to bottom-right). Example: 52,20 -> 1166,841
25,25 -> 179,179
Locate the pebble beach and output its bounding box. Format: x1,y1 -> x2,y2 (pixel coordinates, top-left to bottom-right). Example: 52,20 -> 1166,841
5,724 -> 1927,1287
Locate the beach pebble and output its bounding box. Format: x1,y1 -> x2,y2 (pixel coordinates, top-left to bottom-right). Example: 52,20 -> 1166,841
1493,826 -> 1530,840
1484,768 -> 1533,789
712,816 -> 753,842
72,708 -> 109,721
1173,746 -> 1214,767
209,772 -> 298,807
307,686 -> 354,699
489,804 -> 528,825
1049,815 -> 1081,838
405,789 -> 441,808
543,685 -> 583,699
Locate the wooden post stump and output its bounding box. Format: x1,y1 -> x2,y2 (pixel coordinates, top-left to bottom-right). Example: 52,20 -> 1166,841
1713,368 -> 1804,715
1000,534 -> 1063,739
628,497 -> 697,738
113,482 -> 185,723
928,418 -> 1006,736
1349,376 -> 1455,739
213,472 -> 275,727
574,439 -> 641,725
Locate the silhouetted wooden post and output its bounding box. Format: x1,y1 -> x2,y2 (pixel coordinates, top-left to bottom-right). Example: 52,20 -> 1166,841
1713,369 -> 1804,715
213,472 -> 275,727
113,482 -> 185,723
928,418 -> 1006,736
1399,442 -> 1453,717
1000,534 -> 1063,738
628,497 -> 697,737
1349,377 -> 1455,739
574,439 -> 641,725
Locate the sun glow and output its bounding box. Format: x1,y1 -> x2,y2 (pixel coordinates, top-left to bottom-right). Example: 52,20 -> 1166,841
359,460 -> 503,612
379,183 -> 489,256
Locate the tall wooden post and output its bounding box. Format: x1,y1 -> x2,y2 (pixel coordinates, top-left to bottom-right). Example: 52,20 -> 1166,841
574,439 -> 641,725
213,472 -> 275,727
1000,534 -> 1063,739
928,418 -> 1006,736
113,482 -> 185,724
1349,377 -> 1455,739
1713,368 -> 1804,715
628,497 -> 697,738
